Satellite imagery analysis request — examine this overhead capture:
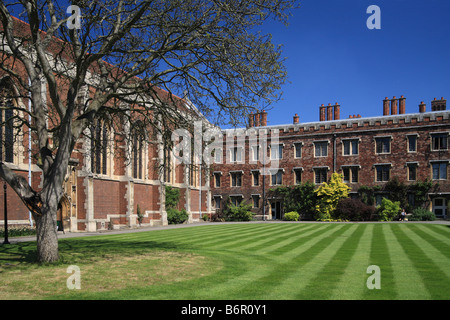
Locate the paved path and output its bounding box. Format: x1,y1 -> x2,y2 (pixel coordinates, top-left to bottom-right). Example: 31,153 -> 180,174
5,219 -> 450,244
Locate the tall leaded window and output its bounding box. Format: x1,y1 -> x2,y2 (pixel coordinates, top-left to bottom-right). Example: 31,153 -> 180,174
343,139 -> 359,155
432,161 -> 447,180
0,81 -> 15,163
407,135 -> 417,152
231,171 -> 242,187
375,164 -> 390,182
294,142 -> 302,158
271,144 -> 283,160
133,132 -> 145,180
314,167 -> 328,184
271,169 -> 283,185
91,120 -> 109,175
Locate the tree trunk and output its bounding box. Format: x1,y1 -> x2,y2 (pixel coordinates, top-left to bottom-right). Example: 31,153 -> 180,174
35,205 -> 59,263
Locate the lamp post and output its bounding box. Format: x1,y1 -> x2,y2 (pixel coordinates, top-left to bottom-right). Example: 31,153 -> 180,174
3,182 -> 9,245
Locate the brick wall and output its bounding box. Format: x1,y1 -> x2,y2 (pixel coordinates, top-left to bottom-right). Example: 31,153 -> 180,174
212,109 -> 450,219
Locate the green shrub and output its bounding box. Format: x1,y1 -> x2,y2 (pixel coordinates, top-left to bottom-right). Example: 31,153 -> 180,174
409,208 -> 436,221
223,200 -> 254,221
270,182 -> 317,220
165,186 -> 180,209
377,198 -> 400,221
314,173 -> 350,221
334,198 -> 376,221
0,226 -> 36,238
136,204 -> 144,225
284,211 -> 299,221
167,208 -> 189,224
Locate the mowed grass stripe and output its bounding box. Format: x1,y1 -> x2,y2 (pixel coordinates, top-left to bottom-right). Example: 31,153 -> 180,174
233,224 -> 350,299
391,224 -> 450,299
406,226 -> 450,280
329,224 -> 374,299
200,225 -> 344,299
420,223 -> 450,239
362,224 -> 397,300
211,223 -> 299,250
383,224 -> 431,299
413,224 -> 450,257
146,224 -> 260,245
292,224 -> 364,299
249,224 -> 329,256
185,224 -> 280,248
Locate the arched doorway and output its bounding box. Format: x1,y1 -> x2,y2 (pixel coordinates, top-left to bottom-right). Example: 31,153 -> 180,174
57,195 -> 71,232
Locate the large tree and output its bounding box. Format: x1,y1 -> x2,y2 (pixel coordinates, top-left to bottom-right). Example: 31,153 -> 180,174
0,0 -> 297,262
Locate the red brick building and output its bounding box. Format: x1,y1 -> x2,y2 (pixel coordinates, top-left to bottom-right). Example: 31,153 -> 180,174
0,17 -> 213,232
1,18 -> 449,233
211,97 -> 450,220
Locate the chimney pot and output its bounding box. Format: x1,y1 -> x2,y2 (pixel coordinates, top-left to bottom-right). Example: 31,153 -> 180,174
293,113 -> 299,124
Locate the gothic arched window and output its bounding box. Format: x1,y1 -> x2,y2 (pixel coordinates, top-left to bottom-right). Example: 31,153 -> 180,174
0,79 -> 16,163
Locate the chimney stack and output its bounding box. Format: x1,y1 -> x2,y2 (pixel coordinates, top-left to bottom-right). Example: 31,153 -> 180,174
293,113 -> 299,124
327,104 -> 333,121
248,112 -> 254,127
419,101 -> 426,113
254,112 -> 260,127
320,104 -> 326,121
399,95 -> 406,114
383,97 -> 390,116
431,97 -> 446,111
391,96 -> 398,115
260,110 -> 267,126
320,103 -> 342,121
334,103 -> 340,120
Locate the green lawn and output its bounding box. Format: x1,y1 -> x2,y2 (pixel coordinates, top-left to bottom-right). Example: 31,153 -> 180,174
0,222 -> 449,300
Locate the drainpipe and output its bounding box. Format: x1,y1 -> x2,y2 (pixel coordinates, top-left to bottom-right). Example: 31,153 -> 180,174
199,164 -> 202,220
333,134 -> 337,173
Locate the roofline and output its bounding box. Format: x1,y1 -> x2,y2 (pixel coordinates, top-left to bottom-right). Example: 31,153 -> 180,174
223,110 -> 450,133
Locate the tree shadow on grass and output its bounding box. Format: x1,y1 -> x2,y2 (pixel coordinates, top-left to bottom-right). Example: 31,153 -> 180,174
0,237 -> 195,266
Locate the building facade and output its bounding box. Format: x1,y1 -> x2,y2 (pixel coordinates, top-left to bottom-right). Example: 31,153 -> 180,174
1,18 -> 449,233
0,17 -> 213,232
211,97 -> 450,220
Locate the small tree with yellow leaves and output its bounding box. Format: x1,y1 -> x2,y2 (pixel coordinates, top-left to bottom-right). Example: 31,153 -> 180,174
314,172 -> 350,220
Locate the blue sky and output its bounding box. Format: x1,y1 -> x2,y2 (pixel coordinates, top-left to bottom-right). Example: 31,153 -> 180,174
258,0 -> 450,126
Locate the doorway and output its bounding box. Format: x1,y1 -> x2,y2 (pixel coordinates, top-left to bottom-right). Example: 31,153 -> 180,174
271,201 -> 282,220
57,196 -> 71,232
432,197 -> 447,218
